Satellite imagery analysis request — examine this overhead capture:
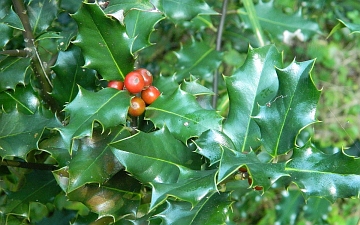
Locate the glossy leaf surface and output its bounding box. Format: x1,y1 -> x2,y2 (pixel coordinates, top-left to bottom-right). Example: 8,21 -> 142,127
72,2 -> 134,80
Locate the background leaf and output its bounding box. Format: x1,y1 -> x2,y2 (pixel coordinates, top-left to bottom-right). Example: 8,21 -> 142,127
51,45 -> 97,106
173,40 -> 223,82
152,0 -> 217,23
0,56 -> 31,91
239,0 -> 321,42
0,85 -> 40,114
2,170 -> 61,217
27,0 -> 58,36
72,2 -> 134,80
124,9 -> 164,53
0,110 -> 60,159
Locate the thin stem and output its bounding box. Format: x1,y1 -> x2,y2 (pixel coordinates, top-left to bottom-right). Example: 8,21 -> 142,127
0,49 -> 29,57
1,159 -> 58,171
12,0 -> 60,112
212,0 -> 229,109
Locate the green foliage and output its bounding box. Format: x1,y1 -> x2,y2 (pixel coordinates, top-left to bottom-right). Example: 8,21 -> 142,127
1,0 -> 360,224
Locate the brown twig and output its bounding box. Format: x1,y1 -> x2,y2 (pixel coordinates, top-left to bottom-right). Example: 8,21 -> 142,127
212,0 -> 229,109
1,159 -> 58,171
0,49 -> 29,57
12,0 -> 60,112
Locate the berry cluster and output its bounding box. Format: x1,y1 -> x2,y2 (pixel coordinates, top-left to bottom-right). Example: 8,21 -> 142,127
107,68 -> 160,117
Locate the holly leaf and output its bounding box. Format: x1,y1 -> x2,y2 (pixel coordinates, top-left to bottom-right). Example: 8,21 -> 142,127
328,19 -> 360,38
67,126 -> 129,192
153,192 -> 231,225
218,146 -> 288,187
173,40 -> 223,82
152,0 -> 218,23
72,2 -> 134,80
105,0 -> 154,13
0,6 -> 24,31
239,0 -> 320,41
145,87 -> 223,143
253,60 -> 321,156
68,184 -> 141,221
223,45 -> 282,152
0,23 -> 12,47
180,77 -> 214,96
194,129 -> 234,166
286,141 -> 360,202
0,56 -> 31,91
124,9 -> 164,53
58,87 -> 132,151
27,0 -> 58,35
0,110 -> 61,159
2,170 -> 61,217
51,45 -> 97,106
110,128 -> 216,210
0,85 -> 40,114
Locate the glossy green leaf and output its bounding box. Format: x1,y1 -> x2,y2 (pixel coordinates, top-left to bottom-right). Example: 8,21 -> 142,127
153,192 -> 231,225
328,19 -> 360,38
0,7 -> 24,31
146,87 -> 223,143
0,23 -> 12,47
58,87 -> 132,151
0,110 -> 60,159
39,134 -> 71,168
194,129 -> 234,166
111,128 -> 216,210
239,0 -> 320,42
152,75 -> 179,96
67,127 -> 129,192
2,170 -> 61,217
68,184 -> 141,221
27,0 -> 58,35
72,2 -> 134,80
173,40 -> 223,81
51,45 -> 97,106
105,0 -> 154,13
287,141 -> 360,202
152,0 -> 217,23
180,77 -> 214,96
218,147 -> 288,186
0,85 -> 40,114
124,9 -> 164,53
0,56 -> 31,91
254,60 -> 321,156
223,45 -> 282,152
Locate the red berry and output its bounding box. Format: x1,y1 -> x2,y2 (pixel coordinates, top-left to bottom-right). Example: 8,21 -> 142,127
107,80 -> 124,90
141,86 -> 160,105
135,68 -> 153,88
128,97 -> 146,117
124,71 -> 145,94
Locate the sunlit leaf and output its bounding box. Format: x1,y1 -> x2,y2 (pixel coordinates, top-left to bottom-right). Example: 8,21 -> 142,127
253,60 -> 321,156
287,141 -> 360,202
146,87 -> 223,143
58,87 -> 131,151
72,2 -> 134,80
